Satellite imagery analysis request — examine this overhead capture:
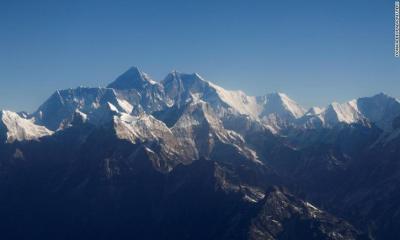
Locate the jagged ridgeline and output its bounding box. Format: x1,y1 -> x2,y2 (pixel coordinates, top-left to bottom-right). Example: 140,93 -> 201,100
1,67 -> 400,240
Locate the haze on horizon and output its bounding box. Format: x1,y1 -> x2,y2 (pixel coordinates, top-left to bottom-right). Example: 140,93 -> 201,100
0,0 -> 398,112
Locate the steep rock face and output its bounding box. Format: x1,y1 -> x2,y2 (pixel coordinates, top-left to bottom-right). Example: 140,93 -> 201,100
171,100 -> 260,165
248,187 -> 367,240
107,66 -> 157,90
323,101 -> 365,125
34,87 -> 130,130
357,93 -> 400,131
113,112 -> 194,171
109,67 -> 168,114
298,107 -> 325,128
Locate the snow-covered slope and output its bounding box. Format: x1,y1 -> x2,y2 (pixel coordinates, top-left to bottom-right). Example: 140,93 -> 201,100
160,71 -> 308,133
259,92 -> 306,120
171,100 -> 260,163
162,71 -> 262,117
255,92 -> 306,131
108,67 -> 168,114
299,100 -> 365,128
34,87 -> 132,130
114,112 -> 175,144
357,93 -> 400,131
207,81 -> 261,118
0,110 -> 53,143
323,100 -> 365,125
301,93 -> 400,131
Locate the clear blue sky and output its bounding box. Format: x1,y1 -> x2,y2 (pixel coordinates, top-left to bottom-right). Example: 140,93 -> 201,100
0,0 -> 399,112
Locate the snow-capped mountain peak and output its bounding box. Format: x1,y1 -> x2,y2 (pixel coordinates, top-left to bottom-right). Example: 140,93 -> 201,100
162,71 -> 262,118
107,66 -> 157,90
326,100 -> 362,124
161,71 -> 207,106
356,93 -> 400,131
260,92 -> 306,120
299,99 -> 365,128
305,106 -> 324,116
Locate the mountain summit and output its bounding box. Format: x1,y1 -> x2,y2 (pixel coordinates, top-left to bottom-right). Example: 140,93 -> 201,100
107,66 -> 157,90
260,92 -> 306,119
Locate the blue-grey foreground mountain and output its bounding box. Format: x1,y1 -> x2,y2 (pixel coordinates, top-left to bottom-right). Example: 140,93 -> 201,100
1,67 -> 400,240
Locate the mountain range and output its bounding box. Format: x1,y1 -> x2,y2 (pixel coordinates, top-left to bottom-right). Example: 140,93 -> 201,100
1,66 -> 400,240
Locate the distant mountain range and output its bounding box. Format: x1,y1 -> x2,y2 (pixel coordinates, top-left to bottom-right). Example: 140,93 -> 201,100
1,67 -> 400,240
